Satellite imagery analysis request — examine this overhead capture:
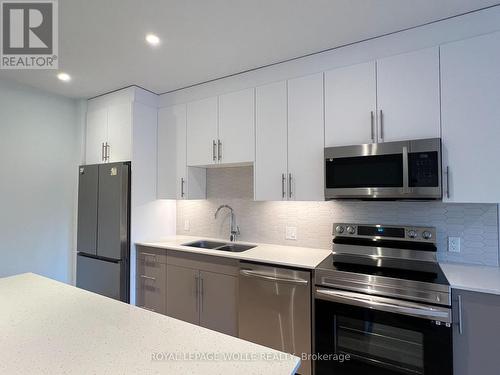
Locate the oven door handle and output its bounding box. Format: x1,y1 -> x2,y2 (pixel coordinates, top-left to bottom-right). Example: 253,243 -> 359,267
240,269 -> 309,285
316,288 -> 451,323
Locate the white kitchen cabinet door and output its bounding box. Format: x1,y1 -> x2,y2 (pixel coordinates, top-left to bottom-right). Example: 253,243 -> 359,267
376,47 -> 440,142
186,97 -> 218,167
440,32 -> 500,203
85,107 -> 108,164
324,61 -> 377,147
255,81 -> 288,201
218,88 -> 255,164
287,73 -> 325,201
157,105 -> 183,199
107,102 -> 132,162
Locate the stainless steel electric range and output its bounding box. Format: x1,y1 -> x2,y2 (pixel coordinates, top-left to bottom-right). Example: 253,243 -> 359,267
314,223 -> 452,375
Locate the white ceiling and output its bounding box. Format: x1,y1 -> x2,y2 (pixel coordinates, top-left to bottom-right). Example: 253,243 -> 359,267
1,0 -> 498,98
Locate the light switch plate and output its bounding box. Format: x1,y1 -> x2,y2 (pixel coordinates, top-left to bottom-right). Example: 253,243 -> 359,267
184,219 -> 190,231
448,236 -> 461,252
286,226 -> 297,240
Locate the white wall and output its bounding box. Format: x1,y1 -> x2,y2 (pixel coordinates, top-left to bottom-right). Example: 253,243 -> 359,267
0,78 -> 82,283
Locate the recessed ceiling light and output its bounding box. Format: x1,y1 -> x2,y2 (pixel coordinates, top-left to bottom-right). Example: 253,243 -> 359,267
57,72 -> 71,82
145,33 -> 160,46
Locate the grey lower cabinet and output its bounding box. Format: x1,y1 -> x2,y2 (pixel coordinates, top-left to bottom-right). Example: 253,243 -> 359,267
136,247 -> 167,314
165,264 -> 238,336
452,289 -> 500,375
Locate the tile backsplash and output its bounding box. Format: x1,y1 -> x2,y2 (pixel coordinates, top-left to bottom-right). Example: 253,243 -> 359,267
177,166 -> 499,266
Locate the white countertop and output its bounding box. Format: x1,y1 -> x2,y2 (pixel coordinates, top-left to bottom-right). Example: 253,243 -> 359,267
440,262 -> 500,295
0,273 -> 300,375
136,235 -> 331,269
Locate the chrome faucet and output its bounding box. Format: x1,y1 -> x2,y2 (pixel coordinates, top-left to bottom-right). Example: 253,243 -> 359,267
214,205 -> 240,242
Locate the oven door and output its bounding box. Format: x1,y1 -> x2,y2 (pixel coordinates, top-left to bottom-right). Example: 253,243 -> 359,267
324,138 -> 441,199
314,288 -> 452,375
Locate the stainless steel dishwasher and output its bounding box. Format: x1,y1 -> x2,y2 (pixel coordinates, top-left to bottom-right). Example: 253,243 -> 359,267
238,262 -> 311,375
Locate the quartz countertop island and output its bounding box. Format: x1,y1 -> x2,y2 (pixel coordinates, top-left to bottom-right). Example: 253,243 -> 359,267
0,273 -> 300,375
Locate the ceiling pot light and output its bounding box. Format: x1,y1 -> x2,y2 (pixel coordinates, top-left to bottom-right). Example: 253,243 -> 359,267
145,33 -> 160,46
57,72 -> 71,82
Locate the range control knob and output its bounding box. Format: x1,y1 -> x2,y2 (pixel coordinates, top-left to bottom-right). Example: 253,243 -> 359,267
422,231 -> 433,240
407,230 -> 418,239
346,226 -> 356,234
335,225 -> 345,234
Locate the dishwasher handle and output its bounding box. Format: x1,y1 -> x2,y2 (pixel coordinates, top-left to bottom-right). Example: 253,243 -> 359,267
239,269 -> 309,285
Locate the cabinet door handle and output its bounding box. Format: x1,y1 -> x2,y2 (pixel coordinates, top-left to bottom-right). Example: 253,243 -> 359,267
140,252 -> 157,260
379,109 -> 384,141
140,275 -> 156,281
288,173 -> 293,199
101,142 -> 105,162
370,111 -> 375,142
180,178 -> 185,198
106,143 -> 110,161
217,139 -> 222,161
200,277 -> 204,312
212,140 -> 217,161
446,166 -> 450,199
281,173 -> 286,199
195,275 -> 199,312
458,294 -> 463,334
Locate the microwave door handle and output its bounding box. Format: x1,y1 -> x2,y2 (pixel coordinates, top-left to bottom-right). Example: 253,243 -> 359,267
402,146 -> 409,194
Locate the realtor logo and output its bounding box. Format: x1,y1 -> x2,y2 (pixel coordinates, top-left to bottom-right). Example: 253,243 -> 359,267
1,0 -> 58,69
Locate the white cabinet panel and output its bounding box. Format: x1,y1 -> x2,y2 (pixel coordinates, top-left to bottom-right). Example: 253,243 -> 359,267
441,32 -> 500,203
85,108 -> 107,164
287,73 -> 325,201
325,61 -> 376,147
255,81 -> 288,201
107,103 -> 132,162
218,88 -> 255,164
186,97 -> 218,167
377,47 -> 440,142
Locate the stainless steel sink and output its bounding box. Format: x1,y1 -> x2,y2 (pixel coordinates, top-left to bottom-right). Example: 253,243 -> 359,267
182,240 -> 256,252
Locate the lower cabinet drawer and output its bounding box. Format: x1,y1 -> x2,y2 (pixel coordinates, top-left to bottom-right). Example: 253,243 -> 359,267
136,260 -> 167,315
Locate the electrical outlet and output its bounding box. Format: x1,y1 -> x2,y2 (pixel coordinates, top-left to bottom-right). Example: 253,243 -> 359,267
286,226 -> 297,240
448,236 -> 461,252
184,219 -> 190,231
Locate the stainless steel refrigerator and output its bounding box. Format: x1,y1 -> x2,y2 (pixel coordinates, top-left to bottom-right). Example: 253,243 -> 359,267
76,162 -> 130,302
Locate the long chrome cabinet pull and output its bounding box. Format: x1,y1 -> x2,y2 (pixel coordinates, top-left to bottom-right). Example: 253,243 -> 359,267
212,140 -> 217,161
239,269 -> 309,285
140,275 -> 156,281
379,109 -> 384,141
217,139 -> 222,161
105,142 -> 110,161
180,178 -> 185,198
458,294 -> 463,334
281,173 -> 286,199
288,173 -> 292,199
195,275 -> 199,312
140,252 -> 157,260
101,142 -> 105,162
446,166 -> 450,199
370,111 -> 375,142
200,277 -> 204,312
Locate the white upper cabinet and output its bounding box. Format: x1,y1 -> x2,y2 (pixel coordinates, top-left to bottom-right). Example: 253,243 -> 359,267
218,88 -> 255,164
376,47 -> 440,142
255,81 -> 288,201
186,97 -> 218,167
325,61 -> 377,147
287,73 -> 325,201
85,102 -> 132,164
158,104 -> 206,200
86,107 -> 108,164
440,32 -> 500,203
107,103 -> 132,162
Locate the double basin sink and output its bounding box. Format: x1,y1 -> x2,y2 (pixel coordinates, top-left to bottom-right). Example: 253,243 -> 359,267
181,240 -> 256,253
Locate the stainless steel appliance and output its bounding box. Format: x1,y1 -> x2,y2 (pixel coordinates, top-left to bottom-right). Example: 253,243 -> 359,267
314,223 -> 452,375
76,162 -> 130,302
238,262 -> 312,375
324,138 -> 442,200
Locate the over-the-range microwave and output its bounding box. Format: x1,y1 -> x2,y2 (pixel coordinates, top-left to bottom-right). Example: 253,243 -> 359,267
324,138 -> 442,200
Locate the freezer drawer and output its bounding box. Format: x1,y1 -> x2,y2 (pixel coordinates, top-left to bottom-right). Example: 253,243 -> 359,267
76,254 -> 129,302
238,262 -> 312,375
